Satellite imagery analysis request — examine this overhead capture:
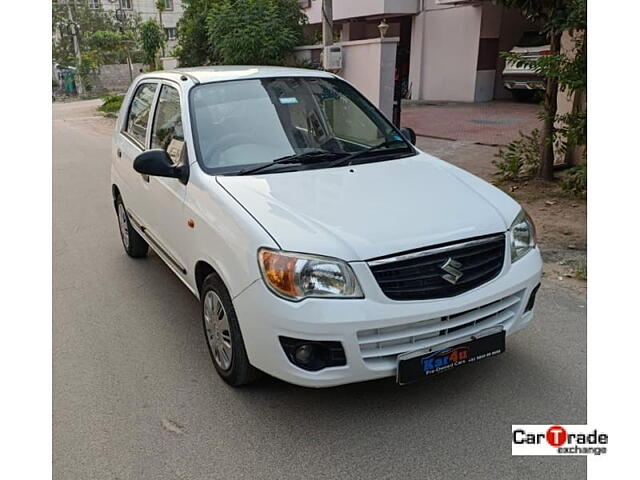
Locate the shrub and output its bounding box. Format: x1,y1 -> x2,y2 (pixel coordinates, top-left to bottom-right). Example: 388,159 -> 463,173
492,129 -> 541,182
98,93 -> 124,114
561,164 -> 587,198
78,51 -> 102,93
207,0 -> 306,65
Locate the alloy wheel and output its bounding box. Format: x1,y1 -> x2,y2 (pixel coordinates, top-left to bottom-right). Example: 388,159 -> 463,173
203,290 -> 233,370
117,203 -> 130,249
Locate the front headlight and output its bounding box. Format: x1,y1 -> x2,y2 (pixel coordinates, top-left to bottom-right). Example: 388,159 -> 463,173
258,248 -> 364,301
509,209 -> 536,262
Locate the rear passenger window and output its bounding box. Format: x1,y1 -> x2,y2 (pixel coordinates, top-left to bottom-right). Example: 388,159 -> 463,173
151,85 -> 185,164
126,83 -> 158,146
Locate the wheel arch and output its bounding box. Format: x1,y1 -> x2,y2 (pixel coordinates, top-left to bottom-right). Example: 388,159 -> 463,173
195,260 -> 222,297
111,184 -> 121,208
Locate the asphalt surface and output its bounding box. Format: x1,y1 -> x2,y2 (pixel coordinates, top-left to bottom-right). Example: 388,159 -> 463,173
53,100 -> 587,480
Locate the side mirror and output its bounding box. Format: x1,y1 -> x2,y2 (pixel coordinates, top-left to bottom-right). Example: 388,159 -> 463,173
133,149 -> 188,184
400,127 -> 417,145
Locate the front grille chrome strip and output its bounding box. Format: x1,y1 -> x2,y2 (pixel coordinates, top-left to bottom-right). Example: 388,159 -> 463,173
360,311 -> 514,360
367,234 -> 506,267
357,290 -> 524,363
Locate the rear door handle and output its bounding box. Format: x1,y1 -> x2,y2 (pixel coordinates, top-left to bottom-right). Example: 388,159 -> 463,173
117,149 -> 122,158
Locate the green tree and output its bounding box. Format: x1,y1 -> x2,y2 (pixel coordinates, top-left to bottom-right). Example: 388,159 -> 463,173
53,2 -> 142,91
140,19 -> 166,70
207,0 -> 306,65
550,0 -> 586,164
53,2 -> 142,65
497,0 -> 586,181
88,28 -> 140,84
53,1 -> 114,67
156,0 -> 167,57
87,30 -> 136,64
175,0 -> 216,66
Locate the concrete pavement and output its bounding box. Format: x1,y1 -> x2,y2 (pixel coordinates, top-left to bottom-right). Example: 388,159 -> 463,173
402,101 -> 542,146
53,100 -> 586,480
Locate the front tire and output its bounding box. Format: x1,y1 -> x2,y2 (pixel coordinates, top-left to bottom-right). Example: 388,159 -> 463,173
201,273 -> 261,386
115,195 -> 148,258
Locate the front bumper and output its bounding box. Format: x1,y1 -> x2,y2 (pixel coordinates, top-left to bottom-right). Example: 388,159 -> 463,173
233,247 -> 542,387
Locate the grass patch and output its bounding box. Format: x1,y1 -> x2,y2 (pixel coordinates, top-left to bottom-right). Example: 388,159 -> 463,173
574,260 -> 587,280
98,93 -> 124,114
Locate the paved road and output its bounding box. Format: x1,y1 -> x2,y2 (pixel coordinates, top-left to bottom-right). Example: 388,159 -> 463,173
53,100 -> 587,480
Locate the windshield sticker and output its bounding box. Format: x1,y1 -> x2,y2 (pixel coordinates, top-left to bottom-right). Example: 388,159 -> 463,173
279,97 -> 299,105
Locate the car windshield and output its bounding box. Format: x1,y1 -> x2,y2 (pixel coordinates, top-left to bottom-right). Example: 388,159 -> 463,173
189,77 -> 413,174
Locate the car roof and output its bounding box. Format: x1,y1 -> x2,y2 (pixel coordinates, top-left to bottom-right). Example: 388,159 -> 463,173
140,65 -> 335,84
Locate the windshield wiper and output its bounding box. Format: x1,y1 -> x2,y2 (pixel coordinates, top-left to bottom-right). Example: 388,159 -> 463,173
326,139 -> 408,169
236,149 -> 344,176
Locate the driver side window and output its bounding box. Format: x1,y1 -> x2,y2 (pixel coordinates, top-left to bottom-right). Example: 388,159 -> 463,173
126,82 -> 157,146
151,84 -> 185,165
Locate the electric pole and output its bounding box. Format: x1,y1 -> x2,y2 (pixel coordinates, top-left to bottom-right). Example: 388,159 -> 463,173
322,0 -> 333,70
322,0 -> 333,47
66,0 -> 85,95
115,2 -> 134,82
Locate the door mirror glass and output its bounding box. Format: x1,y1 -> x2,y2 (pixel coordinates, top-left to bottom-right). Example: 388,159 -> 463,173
400,127 -> 417,145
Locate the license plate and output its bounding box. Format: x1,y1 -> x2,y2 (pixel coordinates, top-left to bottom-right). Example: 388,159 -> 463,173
396,327 -> 505,385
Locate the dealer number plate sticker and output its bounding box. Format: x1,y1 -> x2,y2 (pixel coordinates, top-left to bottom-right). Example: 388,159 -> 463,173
396,329 -> 505,385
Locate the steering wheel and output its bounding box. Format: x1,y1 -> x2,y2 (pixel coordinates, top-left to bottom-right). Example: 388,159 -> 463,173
202,132 -> 262,167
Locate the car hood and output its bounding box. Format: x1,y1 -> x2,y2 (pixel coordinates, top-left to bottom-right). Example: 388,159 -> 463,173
217,152 -> 521,261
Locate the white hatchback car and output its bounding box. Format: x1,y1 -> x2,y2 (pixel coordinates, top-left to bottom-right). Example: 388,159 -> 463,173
112,66 -> 542,388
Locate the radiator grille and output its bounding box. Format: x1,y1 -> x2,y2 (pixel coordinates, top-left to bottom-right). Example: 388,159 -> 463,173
368,234 -> 506,301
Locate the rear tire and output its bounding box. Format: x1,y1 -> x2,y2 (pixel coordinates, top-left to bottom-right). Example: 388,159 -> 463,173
201,273 -> 261,386
115,195 -> 148,258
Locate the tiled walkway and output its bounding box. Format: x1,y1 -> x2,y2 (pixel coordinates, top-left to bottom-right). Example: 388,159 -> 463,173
401,101 -> 542,146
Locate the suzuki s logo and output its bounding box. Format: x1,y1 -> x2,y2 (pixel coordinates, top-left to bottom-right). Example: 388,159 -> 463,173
441,258 -> 463,284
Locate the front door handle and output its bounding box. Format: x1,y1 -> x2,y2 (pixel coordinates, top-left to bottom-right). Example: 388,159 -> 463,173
117,148 -> 122,158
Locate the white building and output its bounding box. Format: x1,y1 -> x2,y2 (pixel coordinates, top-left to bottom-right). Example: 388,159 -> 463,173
300,0 -> 534,103
90,0 -> 184,51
